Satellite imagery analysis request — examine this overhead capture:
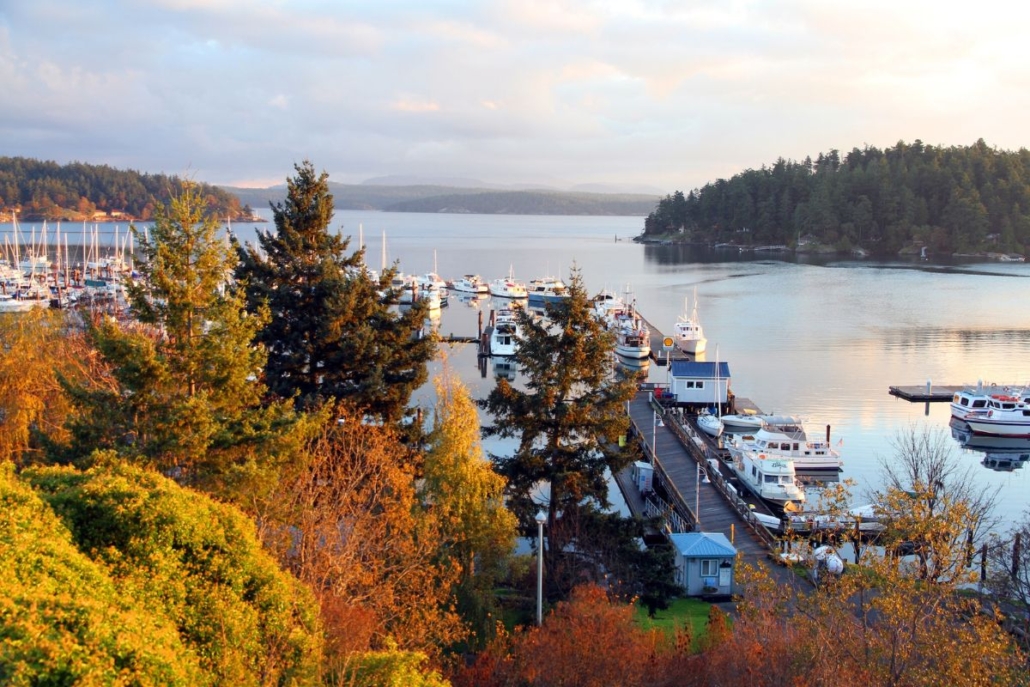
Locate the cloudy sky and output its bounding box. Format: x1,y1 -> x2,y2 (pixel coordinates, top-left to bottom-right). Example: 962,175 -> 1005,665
2,1 -> 1028,193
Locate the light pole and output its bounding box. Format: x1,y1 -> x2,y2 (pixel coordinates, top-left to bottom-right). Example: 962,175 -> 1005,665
535,510 -> 547,626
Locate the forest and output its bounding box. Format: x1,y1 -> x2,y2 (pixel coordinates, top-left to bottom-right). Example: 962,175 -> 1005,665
0,156 -> 249,221
642,139 -> 1030,257
1,162 -> 1029,686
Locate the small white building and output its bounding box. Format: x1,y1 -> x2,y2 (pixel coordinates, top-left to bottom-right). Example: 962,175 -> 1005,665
668,360 -> 730,407
631,460 -> 653,493
669,531 -> 736,597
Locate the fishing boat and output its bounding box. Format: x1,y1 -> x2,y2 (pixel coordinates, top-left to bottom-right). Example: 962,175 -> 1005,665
450,274 -> 489,294
674,288 -> 707,355
728,449 -> 805,509
963,401 -> 1030,438
489,306 -> 521,356
950,382 -> 1030,421
527,276 -> 569,304
488,267 -> 528,299
727,415 -> 842,471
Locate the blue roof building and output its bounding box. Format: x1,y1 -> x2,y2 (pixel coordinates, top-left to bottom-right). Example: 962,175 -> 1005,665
668,360 -> 731,407
668,532 -> 736,597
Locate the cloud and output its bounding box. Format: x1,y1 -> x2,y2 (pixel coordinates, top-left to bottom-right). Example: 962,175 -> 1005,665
2,0 -> 1029,191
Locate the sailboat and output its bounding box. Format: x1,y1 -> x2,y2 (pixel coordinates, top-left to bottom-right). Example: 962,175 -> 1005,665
697,347 -> 724,437
674,287 -> 707,355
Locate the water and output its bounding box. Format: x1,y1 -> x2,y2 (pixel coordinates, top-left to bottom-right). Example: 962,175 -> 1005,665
6,212 -> 1030,525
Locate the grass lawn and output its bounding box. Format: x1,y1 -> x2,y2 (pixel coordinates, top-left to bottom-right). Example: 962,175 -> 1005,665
634,597 -> 713,640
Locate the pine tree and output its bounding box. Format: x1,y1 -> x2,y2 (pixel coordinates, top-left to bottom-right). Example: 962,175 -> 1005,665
235,161 -> 434,423
59,181 -> 291,489
480,267 -> 636,589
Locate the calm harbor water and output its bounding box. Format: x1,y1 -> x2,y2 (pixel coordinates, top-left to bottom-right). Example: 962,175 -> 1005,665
5,212 -> 1030,526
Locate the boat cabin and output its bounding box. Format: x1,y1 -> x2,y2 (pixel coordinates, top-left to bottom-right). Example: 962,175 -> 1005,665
668,532 -> 736,598
667,361 -> 731,408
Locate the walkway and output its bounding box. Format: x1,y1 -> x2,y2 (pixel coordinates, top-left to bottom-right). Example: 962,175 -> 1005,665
626,390 -> 771,562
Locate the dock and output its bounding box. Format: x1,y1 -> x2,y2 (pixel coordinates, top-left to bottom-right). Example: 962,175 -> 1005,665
635,314 -> 691,365
888,384 -> 963,402
625,391 -> 776,562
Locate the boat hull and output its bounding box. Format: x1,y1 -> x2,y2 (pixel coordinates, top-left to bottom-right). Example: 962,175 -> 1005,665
964,417 -> 1030,438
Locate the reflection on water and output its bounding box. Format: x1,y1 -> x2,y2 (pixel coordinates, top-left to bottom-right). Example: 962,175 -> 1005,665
949,417 -> 1030,472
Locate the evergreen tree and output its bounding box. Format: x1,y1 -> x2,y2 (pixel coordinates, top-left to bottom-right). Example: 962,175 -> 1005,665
235,161 -> 434,423
480,267 -> 636,596
58,181 -> 291,490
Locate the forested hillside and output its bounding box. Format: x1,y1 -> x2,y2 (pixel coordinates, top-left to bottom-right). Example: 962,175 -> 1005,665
643,139 -> 1030,256
226,183 -> 658,216
0,157 -> 248,221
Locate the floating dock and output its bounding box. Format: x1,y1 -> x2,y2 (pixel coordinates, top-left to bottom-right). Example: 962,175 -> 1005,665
888,384 -> 963,402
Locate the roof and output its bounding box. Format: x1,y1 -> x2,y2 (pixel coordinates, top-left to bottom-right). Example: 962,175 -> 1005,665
668,532 -> 737,558
669,360 -> 731,380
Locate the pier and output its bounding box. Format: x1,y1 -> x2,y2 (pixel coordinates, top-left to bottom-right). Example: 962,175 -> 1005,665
622,390 -> 777,563
888,384 -> 963,402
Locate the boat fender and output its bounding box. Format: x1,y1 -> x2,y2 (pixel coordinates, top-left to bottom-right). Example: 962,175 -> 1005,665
758,454 -> 766,459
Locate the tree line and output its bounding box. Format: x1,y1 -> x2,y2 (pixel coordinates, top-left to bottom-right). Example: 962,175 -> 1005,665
1,160 -> 1028,685
0,156 -> 248,222
643,139 -> 1030,257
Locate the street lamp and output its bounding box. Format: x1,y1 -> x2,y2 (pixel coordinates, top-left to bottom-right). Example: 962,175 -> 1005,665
535,510 -> 547,626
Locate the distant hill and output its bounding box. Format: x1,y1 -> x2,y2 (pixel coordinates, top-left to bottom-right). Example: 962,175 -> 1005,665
0,157 -> 248,222
223,183 -> 659,217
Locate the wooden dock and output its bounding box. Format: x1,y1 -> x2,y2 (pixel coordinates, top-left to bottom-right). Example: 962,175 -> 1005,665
635,314 -> 691,365
625,391 -> 776,560
888,384 -> 963,402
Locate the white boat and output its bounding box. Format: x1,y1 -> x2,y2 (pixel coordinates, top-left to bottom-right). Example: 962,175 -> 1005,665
450,274 -> 489,294
591,288 -> 624,320
674,288 -> 707,355
697,410 -> 724,438
964,400 -> 1030,438
720,413 -> 766,433
527,277 -> 569,304
488,268 -> 528,299
613,316 -> 651,360
416,272 -> 448,292
950,382 -> 1030,420
393,274 -> 442,310
727,415 -> 842,471
729,450 -> 805,509
489,307 -> 521,356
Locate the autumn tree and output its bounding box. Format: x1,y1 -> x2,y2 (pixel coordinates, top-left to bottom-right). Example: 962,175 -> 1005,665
871,425 -> 998,583
0,309 -> 111,466
481,267 -> 636,597
258,408 -> 465,667
987,507 -> 1030,653
704,557 -> 1026,687
422,367 -> 517,648
235,161 -> 434,424
56,181 -> 294,493
451,584 -> 691,687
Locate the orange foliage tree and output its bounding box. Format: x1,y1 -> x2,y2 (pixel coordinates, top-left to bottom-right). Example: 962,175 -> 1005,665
257,408 -> 465,670
452,584 -> 695,687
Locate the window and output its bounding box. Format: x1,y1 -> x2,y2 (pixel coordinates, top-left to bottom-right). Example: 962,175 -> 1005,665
701,559 -> 718,577
686,381 -> 695,388
696,381 -> 705,390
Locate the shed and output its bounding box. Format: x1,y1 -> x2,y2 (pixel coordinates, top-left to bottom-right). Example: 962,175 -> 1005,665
668,361 -> 730,407
631,460 -> 653,493
668,531 -> 736,597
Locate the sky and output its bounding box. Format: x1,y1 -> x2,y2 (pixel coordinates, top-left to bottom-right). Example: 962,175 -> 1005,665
2,1 -> 1029,194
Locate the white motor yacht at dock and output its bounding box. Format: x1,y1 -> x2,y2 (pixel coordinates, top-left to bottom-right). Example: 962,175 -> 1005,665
727,415 -> 842,471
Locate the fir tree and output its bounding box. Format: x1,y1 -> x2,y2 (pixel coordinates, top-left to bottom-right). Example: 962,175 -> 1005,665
235,161 -> 434,423
480,267 -> 636,594
58,181 -> 293,490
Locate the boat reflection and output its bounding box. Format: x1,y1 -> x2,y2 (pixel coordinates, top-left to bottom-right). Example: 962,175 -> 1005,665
949,417 -> 1030,471
614,352 -> 650,379
492,358 -> 517,381
453,292 -> 488,308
